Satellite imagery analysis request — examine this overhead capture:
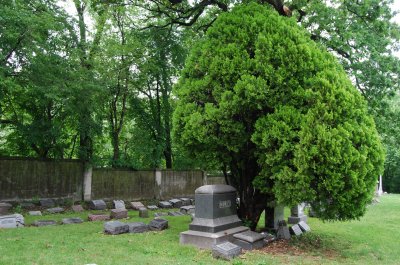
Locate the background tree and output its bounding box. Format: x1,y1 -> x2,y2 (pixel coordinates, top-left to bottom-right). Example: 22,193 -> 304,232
173,3 -> 385,229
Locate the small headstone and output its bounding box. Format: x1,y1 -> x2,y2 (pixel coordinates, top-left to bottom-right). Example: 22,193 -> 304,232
62,217 -> 84,225
158,201 -> 172,209
104,221 -> 129,235
113,200 -> 126,210
47,207 -> 65,214
29,211 -> 42,216
110,209 -> 128,219
212,242 -> 242,261
180,205 -> 195,215
0,214 -> 24,228
88,214 -> 110,222
0,202 -> 12,215
89,200 -> 107,210
154,212 -> 168,217
168,211 -> 184,216
40,198 -> 55,208
180,198 -> 191,206
232,231 -> 266,250
72,205 -> 84,212
169,199 -> 183,208
139,207 -> 149,218
290,224 -> 303,236
147,205 -> 158,210
276,220 -> 291,240
128,222 -> 149,233
130,201 -> 145,210
298,221 -> 311,232
33,220 -> 57,227
288,203 -> 308,224
149,218 -> 168,231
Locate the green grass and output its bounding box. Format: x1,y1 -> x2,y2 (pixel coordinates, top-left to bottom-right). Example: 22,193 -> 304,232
1,194 -> 400,265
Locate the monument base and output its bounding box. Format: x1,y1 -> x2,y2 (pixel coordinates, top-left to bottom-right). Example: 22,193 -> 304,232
180,226 -> 249,249
288,215 -> 307,224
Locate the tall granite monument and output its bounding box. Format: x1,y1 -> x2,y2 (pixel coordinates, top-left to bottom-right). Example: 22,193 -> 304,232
180,184 -> 248,249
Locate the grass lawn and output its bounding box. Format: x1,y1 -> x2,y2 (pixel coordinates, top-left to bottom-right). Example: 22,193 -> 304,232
1,194 -> 399,265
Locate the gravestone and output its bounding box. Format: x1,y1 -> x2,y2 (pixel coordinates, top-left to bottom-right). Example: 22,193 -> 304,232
288,203 -> 307,224
113,200 -> 126,210
276,220 -> 291,240
0,214 -> 24,228
20,202 -> 35,209
180,205 -> 195,215
290,224 -> 303,236
130,202 -> 145,210
147,205 -> 159,210
104,221 -> 129,235
158,201 -> 172,209
212,242 -> 242,261
169,199 -> 183,208
88,214 -> 110,222
72,205 -> 84,212
232,231 -> 266,250
180,198 -> 191,206
40,198 -> 55,208
62,217 -> 84,225
29,211 -> 42,216
298,221 -> 311,232
149,218 -> 168,231
0,202 -> 12,215
89,200 -> 107,210
33,220 -> 57,227
139,208 -> 149,218
111,209 -> 128,219
128,222 -> 149,233
180,184 -> 248,249
154,212 -> 168,217
168,211 -> 184,216
47,207 -> 65,214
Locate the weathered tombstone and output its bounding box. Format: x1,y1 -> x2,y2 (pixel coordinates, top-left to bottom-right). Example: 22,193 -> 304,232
0,202 -> 12,215
89,200 -> 107,210
169,199 -> 183,208
168,211 -> 184,216
104,221 -> 129,235
212,242 -> 242,261
180,198 -> 191,206
180,205 -> 195,215
88,214 -> 110,222
29,211 -> 42,216
154,212 -> 168,217
147,205 -> 159,210
110,209 -> 128,219
33,220 -> 57,227
40,198 -> 55,208
130,201 -> 145,210
288,203 -> 308,224
180,185 -> 248,249
276,220 -> 291,240
128,222 -> 149,233
232,231 -> 266,250
0,214 -> 24,228
298,221 -> 311,232
139,207 -> 149,218
158,201 -> 173,209
72,205 -> 84,212
62,217 -> 84,225
149,218 -> 168,231
113,200 -> 126,210
47,207 -> 65,214
290,224 -> 303,236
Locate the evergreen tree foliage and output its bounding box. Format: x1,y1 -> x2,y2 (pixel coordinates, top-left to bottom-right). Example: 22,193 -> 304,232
173,3 -> 385,224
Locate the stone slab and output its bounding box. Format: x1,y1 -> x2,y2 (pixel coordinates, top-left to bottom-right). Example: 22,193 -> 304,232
0,214 -> 24,228
33,220 -> 57,227
29,211 -> 42,216
233,230 -> 265,243
40,198 -> 55,208
158,201 -> 172,209
62,217 -> 84,225
169,199 -> 183,208
104,221 -> 129,235
180,198 -> 191,206
72,205 -> 84,212
130,202 -> 145,210
298,221 -> 311,232
89,200 -> 107,210
147,205 -> 159,210
149,218 -> 168,231
111,209 -> 128,219
47,207 -> 65,214
212,242 -> 242,261
232,238 -> 266,250
168,211 -> 184,216
154,212 -> 168,217
189,215 -> 243,233
113,200 -> 126,210
128,222 -> 149,233
139,208 -> 149,218
180,205 -> 195,215
180,226 -> 249,249
88,214 -> 110,222
290,224 -> 303,236
0,202 -> 12,215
